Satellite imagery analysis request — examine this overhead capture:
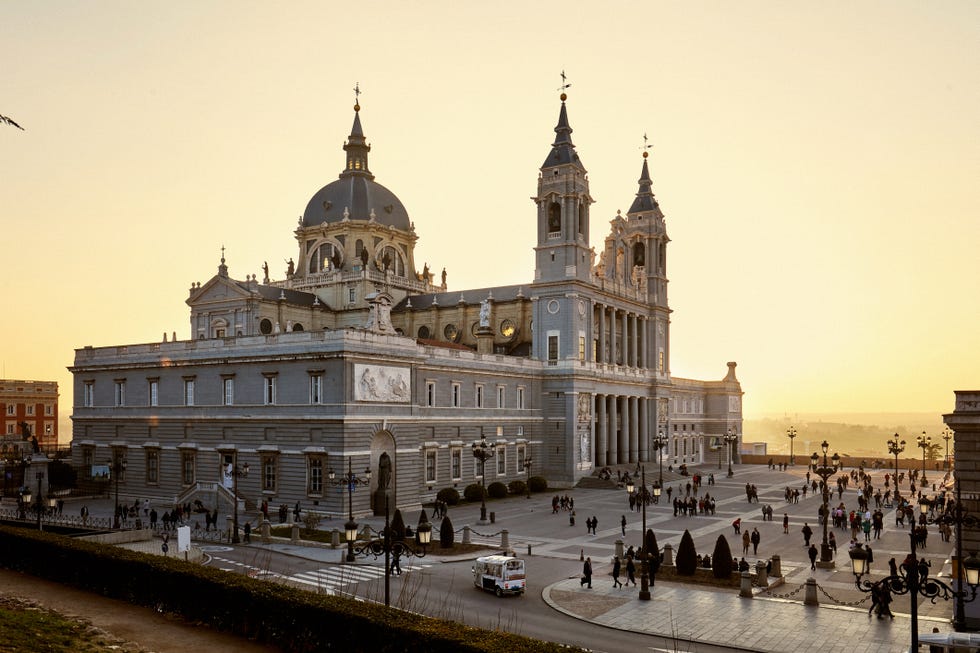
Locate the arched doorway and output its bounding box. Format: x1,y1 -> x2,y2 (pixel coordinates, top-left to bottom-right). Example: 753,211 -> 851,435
371,430 -> 395,516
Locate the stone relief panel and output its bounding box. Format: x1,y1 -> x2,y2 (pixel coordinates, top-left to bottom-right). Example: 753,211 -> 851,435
354,364 -> 410,403
658,397 -> 669,424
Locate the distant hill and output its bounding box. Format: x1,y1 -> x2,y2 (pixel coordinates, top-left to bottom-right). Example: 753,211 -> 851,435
743,412 -> 951,459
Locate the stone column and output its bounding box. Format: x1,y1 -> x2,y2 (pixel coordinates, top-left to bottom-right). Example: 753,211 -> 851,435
620,310 -> 628,366
629,396 -> 639,464
597,394 -> 608,467
639,397 -> 649,463
609,308 -> 617,366
597,304 -> 606,364
620,396 -> 630,465
608,394 -> 619,465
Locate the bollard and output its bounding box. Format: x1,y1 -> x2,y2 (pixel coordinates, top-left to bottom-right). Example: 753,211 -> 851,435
580,548 -> 584,561
755,560 -> 768,588
331,529 -> 340,549
501,529 -> 509,551
804,577 -> 819,605
770,554 -> 782,577
739,572 -> 753,598
490,511 -> 495,524
260,519 -> 271,543
226,515 -> 234,543
291,521 -> 300,543
662,544 -> 674,567
615,539 -> 624,558
528,543 -> 533,556
463,525 -> 472,545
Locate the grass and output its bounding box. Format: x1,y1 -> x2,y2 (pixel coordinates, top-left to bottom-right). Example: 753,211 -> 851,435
0,596 -> 145,652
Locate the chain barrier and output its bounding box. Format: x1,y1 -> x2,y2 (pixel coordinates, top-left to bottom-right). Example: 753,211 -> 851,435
816,583 -> 870,606
758,582 -> 807,599
459,527 -> 504,538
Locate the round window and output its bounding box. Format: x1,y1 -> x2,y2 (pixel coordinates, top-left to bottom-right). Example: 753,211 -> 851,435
259,318 -> 273,335
500,319 -> 516,338
444,323 -> 459,342
417,325 -> 431,339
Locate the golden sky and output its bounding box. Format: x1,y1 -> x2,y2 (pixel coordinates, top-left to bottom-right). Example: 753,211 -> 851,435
1,2 -> 977,427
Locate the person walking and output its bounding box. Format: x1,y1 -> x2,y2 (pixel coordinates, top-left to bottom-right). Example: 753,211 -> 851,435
742,529 -> 751,555
580,556 -> 593,588
626,555 -> 637,587
808,543 -> 818,570
612,555 -> 623,588
802,522 -> 813,547
621,515 -> 627,537
751,527 -> 761,555
243,520 -> 251,544
783,513 -> 789,534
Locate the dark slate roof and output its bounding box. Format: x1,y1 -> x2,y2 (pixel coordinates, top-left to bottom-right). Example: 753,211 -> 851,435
542,100 -> 585,171
392,284 -> 529,312
628,156 -> 660,214
247,283 -> 329,309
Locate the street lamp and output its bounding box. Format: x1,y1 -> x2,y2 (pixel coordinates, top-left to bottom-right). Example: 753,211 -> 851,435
350,474 -> 432,607
724,429 -> 738,478
849,495 -> 980,650
917,432 -> 931,486
328,458 -> 372,563
786,426 -> 797,465
227,459 -> 249,544
935,479 -> 980,631
524,455 -> 533,499
809,441 -> 840,567
888,435 -> 906,495
626,467 -> 653,601
941,427 -> 953,471
34,471 -> 44,530
652,430 -> 668,492
471,436 -> 495,524
112,457 -> 128,529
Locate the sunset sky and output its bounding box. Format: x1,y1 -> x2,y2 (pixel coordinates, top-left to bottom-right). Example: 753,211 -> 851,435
2,2 -> 977,437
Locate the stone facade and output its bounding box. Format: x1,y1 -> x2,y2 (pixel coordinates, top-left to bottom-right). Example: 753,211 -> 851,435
944,390 -> 980,629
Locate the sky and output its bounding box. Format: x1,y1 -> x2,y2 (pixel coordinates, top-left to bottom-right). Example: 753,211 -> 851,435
1,2 -> 977,438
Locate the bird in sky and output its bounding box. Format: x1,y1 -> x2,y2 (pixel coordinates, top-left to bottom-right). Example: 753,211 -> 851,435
1,114 -> 25,130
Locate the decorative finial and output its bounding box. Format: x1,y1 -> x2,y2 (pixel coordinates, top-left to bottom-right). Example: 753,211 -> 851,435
353,82 -> 361,112
220,244 -> 226,264
558,70 -> 571,102
641,133 -> 653,159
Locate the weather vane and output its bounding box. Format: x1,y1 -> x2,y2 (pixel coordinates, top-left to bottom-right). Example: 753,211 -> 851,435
353,82 -> 361,110
641,133 -> 653,156
558,70 -> 571,93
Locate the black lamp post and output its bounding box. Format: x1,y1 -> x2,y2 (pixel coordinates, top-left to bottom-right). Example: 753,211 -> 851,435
724,429 -> 737,478
350,474 -> 432,607
34,471 -> 44,530
888,435 -> 906,494
849,495 -> 980,650
787,426 -> 797,465
471,436 -> 495,524
936,479 -> 980,631
328,458 -> 372,563
626,468 -> 654,601
112,457 -> 127,529
917,432 -> 932,487
809,441 -> 840,566
941,427 -> 953,471
524,455 -> 533,499
652,429 -> 668,497
228,459 -> 249,544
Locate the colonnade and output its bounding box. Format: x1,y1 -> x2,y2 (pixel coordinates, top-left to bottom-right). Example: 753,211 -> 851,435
593,394 -> 656,467
594,303 -> 651,368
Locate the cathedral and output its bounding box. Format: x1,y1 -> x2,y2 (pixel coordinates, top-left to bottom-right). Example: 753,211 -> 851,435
70,90 -> 743,516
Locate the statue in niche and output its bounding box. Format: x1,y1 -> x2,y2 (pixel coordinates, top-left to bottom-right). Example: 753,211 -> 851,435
331,251 -> 342,270
360,248 -> 369,266
377,452 -> 392,490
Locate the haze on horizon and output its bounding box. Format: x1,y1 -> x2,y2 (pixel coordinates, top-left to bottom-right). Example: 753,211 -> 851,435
2,2 -> 977,443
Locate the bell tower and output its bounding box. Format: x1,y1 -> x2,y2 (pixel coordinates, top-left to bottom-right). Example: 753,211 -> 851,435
533,90 -> 594,284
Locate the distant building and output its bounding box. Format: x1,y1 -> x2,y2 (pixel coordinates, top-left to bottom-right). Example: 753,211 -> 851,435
0,379 -> 59,451
69,91 -> 743,516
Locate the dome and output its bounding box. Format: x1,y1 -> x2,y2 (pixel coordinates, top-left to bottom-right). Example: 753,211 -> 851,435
302,176 -> 410,231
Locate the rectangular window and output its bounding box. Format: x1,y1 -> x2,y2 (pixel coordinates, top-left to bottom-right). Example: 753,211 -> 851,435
264,376 -> 277,405
475,385 -> 484,408
26,405 -> 34,416
183,379 -> 195,406
5,424 -> 14,435
517,445 -> 526,472
308,457 -> 323,495
578,335 -> 586,361
262,455 -> 278,491
82,446 -> 94,469
83,382 -> 94,407
348,288 -> 356,304
5,405 -> 14,415
181,451 -> 195,485
223,378 -> 235,406
658,349 -> 665,372
45,404 -> 53,416
148,380 -> 159,407
426,381 -> 435,407
425,449 -> 437,483
496,445 -> 506,475
548,334 -> 559,362
114,381 -> 126,407
451,448 -> 462,480
517,425 -> 524,436
517,387 -> 525,410
496,386 -> 505,408
309,374 -> 322,404
475,456 -> 484,479
146,449 -> 159,484
451,383 -> 461,408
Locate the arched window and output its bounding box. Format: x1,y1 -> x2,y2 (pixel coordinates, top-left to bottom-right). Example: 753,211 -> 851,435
632,241 -> 645,267
292,323 -> 304,332
548,202 -> 561,234
309,242 -> 341,274
578,204 -> 586,236
378,245 -> 405,277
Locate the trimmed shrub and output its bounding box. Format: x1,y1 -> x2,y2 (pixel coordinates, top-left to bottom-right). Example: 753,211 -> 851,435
390,509 -> 406,540
646,529 -> 661,576
487,481 -> 508,499
436,487 -> 460,506
675,529 -> 698,576
712,534 -> 734,578
507,479 -> 527,496
528,475 -> 548,493
439,515 -> 455,548
463,483 -> 486,503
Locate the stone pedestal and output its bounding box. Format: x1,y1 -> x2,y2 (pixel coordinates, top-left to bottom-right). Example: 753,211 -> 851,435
739,572 -> 753,597
804,577 -> 819,605
754,560 -> 768,587
662,544 -> 674,567
770,554 -> 782,577
260,519 -> 271,543
475,326 -> 494,354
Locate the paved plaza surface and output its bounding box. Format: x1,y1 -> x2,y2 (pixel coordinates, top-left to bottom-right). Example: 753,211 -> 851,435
12,461 -> 973,652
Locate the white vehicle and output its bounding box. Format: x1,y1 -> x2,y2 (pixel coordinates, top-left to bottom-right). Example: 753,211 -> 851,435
472,554 -> 526,597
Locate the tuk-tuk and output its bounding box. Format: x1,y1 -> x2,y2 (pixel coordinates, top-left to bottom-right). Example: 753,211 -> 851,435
472,554 -> 526,597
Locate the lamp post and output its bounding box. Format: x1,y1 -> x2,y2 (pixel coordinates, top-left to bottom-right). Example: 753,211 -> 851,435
888,435 -> 906,494
328,458 -> 372,563
849,495 -> 980,651
653,430 -> 668,493
724,429 -> 737,478
228,459 -> 249,544
524,455 -> 533,499
350,475 -> 432,607
917,432 -> 931,486
112,457 -> 127,529
809,441 -> 840,566
941,427 -> 953,471
936,479 -> 980,631
626,467 -> 653,601
34,471 -> 44,530
471,436 -> 495,524
786,426 -> 797,465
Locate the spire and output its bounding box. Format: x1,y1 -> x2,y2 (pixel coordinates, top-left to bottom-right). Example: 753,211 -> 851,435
218,245 -> 228,278
542,75 -> 584,170
628,149 -> 659,214
341,83 -> 374,180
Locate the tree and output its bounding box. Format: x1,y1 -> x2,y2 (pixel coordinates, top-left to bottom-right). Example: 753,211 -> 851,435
712,534 -> 734,578
439,515 -> 454,548
675,529 -> 697,575
390,509 -> 406,540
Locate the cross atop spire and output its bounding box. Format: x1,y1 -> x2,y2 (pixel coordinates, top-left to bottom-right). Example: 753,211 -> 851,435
641,133 -> 653,158
557,70 -> 571,99
353,82 -> 361,111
